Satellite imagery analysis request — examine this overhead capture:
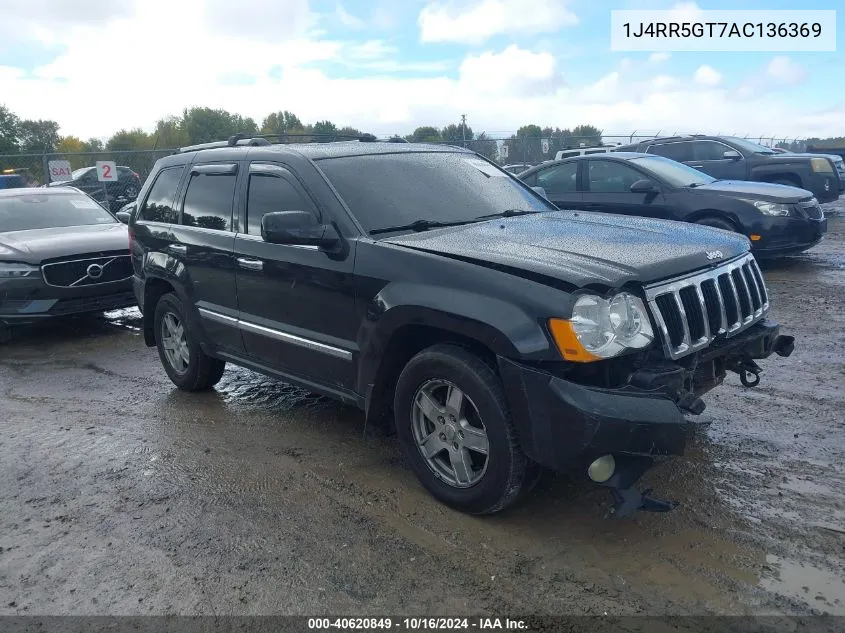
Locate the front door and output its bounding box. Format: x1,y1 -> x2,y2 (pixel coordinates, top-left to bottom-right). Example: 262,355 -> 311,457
687,140 -> 747,180
533,161 -> 582,209
233,162 -> 357,390
582,159 -> 671,220
170,162 -> 244,354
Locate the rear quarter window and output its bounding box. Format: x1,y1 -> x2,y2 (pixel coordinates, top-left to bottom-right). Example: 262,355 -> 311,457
138,167 -> 183,223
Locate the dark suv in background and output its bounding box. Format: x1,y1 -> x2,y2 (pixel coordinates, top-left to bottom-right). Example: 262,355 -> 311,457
49,165 -> 142,211
128,136 -> 793,517
616,135 -> 842,202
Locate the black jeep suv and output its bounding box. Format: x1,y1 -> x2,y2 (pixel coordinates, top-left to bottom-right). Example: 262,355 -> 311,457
129,137 -> 794,516
615,135 -> 842,203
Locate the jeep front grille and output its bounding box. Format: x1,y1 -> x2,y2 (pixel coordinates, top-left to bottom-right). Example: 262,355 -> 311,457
644,253 -> 769,360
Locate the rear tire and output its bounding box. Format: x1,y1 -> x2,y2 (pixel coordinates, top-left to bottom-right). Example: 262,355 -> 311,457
694,215 -> 738,233
394,344 -> 532,514
154,293 -> 225,391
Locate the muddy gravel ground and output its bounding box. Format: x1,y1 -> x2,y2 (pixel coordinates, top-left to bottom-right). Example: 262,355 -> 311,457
1,213 -> 843,618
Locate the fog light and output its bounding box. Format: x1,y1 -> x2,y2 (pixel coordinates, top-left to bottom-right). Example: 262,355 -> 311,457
587,455 -> 616,483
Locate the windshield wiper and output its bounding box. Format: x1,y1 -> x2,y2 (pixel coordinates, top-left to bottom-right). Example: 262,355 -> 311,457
474,209 -> 541,220
369,219 -> 478,235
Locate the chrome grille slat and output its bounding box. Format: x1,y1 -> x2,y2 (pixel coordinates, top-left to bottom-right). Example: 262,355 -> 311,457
644,253 -> 769,360
42,255 -> 133,288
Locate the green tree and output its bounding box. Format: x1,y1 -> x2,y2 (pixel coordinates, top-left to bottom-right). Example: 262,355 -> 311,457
106,128 -> 153,151
571,124 -> 603,146
471,131 -> 498,161
84,138 -> 104,153
153,116 -> 189,148
312,120 -> 338,142
407,126 -> 441,143
260,110 -> 303,135
57,136 -> 88,168
441,122 -> 473,146
337,126 -> 363,139
181,107 -> 257,144
502,124 -> 543,164
0,104 -> 20,153
17,119 -> 61,153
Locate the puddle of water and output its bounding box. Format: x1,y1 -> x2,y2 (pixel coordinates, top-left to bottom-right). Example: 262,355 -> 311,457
102,307 -> 143,331
760,554 -> 845,615
214,365 -> 330,411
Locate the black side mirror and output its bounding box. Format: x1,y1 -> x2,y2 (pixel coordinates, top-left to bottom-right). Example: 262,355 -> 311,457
261,211 -> 339,249
629,179 -> 658,193
723,150 -> 741,160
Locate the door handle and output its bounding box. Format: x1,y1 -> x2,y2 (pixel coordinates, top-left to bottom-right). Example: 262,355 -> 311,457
689,164 -> 704,168
167,244 -> 187,255
237,257 -> 264,271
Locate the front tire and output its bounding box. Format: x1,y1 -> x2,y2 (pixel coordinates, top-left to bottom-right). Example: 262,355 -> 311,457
394,344 -> 533,514
154,293 -> 225,391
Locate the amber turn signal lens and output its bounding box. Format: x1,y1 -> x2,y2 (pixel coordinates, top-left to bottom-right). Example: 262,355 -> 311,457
548,318 -> 601,362
750,234 -> 762,241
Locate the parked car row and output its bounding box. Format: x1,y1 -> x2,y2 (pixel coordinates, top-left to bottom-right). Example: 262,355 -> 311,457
518,152 -> 827,257
0,136 -> 800,520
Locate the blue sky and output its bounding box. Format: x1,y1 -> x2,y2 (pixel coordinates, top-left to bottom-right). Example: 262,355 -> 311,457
0,0 -> 842,140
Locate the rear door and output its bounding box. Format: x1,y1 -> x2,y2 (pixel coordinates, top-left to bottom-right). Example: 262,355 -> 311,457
531,161 -> 582,208
582,159 -> 672,219
170,162 -> 244,354
232,162 -> 357,390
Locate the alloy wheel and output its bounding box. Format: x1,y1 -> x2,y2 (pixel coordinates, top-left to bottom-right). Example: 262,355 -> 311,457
161,312 -> 189,373
411,379 -> 490,488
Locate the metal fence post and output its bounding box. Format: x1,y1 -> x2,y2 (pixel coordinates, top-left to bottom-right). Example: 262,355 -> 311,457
41,152 -> 50,186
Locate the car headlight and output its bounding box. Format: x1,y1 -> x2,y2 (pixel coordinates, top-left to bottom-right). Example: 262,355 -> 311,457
548,292 -> 654,362
743,200 -> 791,216
0,262 -> 40,278
811,157 -> 834,174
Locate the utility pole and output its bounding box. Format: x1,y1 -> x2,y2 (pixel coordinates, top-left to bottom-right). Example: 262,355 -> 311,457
461,114 -> 467,147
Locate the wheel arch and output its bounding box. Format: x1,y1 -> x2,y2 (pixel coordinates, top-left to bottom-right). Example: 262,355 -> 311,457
141,276 -> 176,346
687,209 -> 743,232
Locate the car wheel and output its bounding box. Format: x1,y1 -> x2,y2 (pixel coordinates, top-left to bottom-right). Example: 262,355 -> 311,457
394,343 -> 533,514
124,185 -> 139,198
154,293 -> 225,391
694,215 -> 738,232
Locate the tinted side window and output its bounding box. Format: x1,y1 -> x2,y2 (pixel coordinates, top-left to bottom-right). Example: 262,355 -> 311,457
181,173 -> 236,231
694,141 -> 730,161
537,162 -> 578,193
246,174 -> 317,236
588,160 -> 644,193
139,167 -> 182,223
648,142 -> 693,162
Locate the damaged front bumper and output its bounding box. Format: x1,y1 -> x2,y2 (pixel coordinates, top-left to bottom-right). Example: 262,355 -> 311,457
498,319 -> 794,517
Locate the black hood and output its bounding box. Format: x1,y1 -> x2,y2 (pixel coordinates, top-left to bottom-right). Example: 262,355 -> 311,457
383,211 -> 749,288
0,223 -> 129,265
692,179 -> 814,202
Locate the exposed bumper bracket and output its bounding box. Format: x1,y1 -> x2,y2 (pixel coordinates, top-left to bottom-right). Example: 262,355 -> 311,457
611,487 -> 678,518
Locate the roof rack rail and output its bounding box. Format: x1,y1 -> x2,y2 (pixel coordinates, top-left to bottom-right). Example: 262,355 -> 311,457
178,131 -> 382,153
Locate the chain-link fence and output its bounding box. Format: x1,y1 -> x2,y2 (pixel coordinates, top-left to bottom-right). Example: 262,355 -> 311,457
0,131 -> 812,210
0,148 -> 176,211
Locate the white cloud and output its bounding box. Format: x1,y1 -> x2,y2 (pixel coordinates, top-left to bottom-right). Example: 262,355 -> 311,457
766,56 -> 807,85
0,1 -> 838,142
459,46 -> 560,95
666,1 -> 704,23
693,65 -> 722,87
419,0 -> 577,44
648,52 -> 671,63
202,0 -> 312,41
335,2 -> 365,29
